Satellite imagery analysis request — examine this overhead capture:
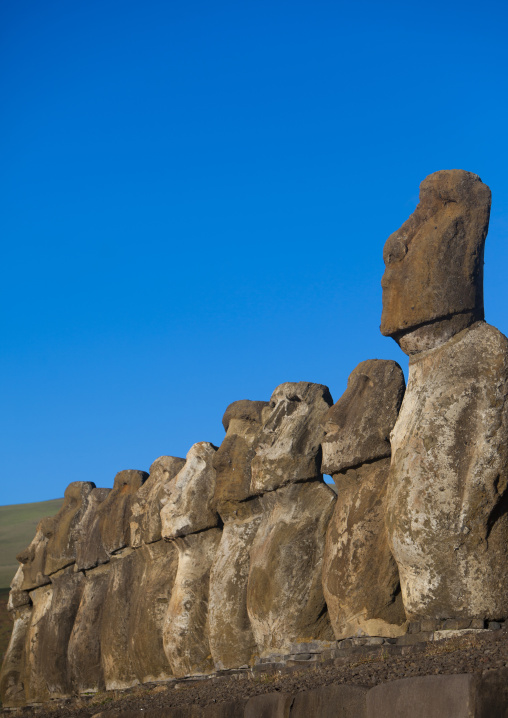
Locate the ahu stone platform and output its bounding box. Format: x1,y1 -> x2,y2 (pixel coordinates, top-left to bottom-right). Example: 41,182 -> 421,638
2,169 -> 508,716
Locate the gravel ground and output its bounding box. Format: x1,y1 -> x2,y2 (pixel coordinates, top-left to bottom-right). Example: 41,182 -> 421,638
2,627 -> 507,717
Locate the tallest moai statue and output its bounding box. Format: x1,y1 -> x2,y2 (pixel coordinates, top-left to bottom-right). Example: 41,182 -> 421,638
381,170 -> 508,621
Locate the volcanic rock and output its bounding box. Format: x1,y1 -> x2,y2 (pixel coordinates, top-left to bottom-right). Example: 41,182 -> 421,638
247,480 -> 335,655
0,605 -> 31,707
75,487 -> 111,570
161,443 -> 219,539
130,456 -> 185,548
163,528 -> 222,677
250,382 -> 333,494
381,169 -> 491,344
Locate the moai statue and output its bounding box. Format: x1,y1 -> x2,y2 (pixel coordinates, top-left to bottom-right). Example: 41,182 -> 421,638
246,382 -> 336,656
321,360 -> 407,639
161,442 -> 221,677
75,487 -> 111,570
382,169 -> 508,621
208,400 -> 268,670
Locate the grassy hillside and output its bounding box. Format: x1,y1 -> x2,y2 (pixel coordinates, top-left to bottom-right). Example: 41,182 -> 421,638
0,498 -> 64,590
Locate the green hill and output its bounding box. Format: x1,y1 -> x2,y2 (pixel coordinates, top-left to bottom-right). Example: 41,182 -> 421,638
0,498 -> 64,590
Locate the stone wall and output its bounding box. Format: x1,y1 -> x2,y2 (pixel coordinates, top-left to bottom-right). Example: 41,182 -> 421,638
2,169 -> 508,710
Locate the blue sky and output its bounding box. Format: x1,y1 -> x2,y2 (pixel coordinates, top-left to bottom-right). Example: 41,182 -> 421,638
1,0 -> 508,505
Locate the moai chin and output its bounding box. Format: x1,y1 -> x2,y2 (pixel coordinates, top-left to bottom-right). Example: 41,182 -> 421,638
382,170 -> 508,621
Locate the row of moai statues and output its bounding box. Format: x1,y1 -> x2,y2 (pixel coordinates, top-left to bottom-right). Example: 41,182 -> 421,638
2,169 -> 508,709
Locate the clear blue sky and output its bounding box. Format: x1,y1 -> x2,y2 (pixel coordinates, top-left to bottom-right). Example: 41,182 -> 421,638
1,0 -> 508,505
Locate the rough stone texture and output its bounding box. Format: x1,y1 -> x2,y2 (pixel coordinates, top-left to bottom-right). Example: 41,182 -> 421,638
387,321 -> 508,620
100,470 -> 148,555
323,458 -> 407,639
67,563 -> 110,694
250,382 -> 333,494
213,400 -> 268,511
16,517 -> 53,591
128,540 -> 178,683
24,566 -> 85,703
321,360 -> 405,474
7,566 -> 31,611
381,170 -> 491,340
209,497 -> 264,670
291,684 -> 368,717
0,605 -> 31,707
365,671 -> 508,718
130,456 -> 185,548
247,480 -> 335,655
75,487 -> 111,571
161,443 -> 219,540
163,528 -> 222,677
100,549 -> 144,690
43,481 -> 96,576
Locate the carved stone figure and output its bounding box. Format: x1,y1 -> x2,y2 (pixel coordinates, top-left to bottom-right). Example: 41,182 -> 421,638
322,360 -> 407,639
162,442 -> 221,677
382,170 -> 508,620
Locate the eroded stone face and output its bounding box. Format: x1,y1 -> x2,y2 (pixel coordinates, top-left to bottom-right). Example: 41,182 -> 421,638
322,360 -> 405,474
323,460 -> 407,639
8,566 -> 31,612
130,456 -> 185,548
163,529 -> 222,677
387,322 -> 508,620
16,518 -> 53,591
213,400 -> 268,512
208,498 -> 264,670
381,170 -> 491,341
250,382 -> 333,495
75,487 -> 111,571
247,481 -> 335,655
44,481 -> 96,576
100,470 -> 148,555
161,443 -> 219,540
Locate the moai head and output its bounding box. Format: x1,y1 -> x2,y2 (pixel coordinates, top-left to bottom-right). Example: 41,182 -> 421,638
161,442 -> 219,540
322,360 -> 405,475
381,170 -> 491,354
250,382 -> 333,494
44,481 -> 95,575
213,400 -> 268,513
16,516 -> 54,590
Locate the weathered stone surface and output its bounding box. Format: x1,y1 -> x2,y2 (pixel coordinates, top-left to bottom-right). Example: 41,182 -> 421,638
75,487 -> 111,570
291,684 -> 368,717
321,360 -> 405,474
67,563 -> 110,694
16,517 -> 53,591
209,498 -> 264,670
43,481 -> 96,575
101,470 -> 148,555
245,692 -> 293,717
387,321 -> 508,620
247,480 -> 335,655
323,459 -> 407,639
213,400 -> 268,511
100,549 -> 143,690
7,566 -> 30,611
381,170 -> 491,342
130,456 -> 185,548
365,671 -> 508,718
161,443 -> 219,539
163,529 -> 222,677
0,605 -> 31,707
24,566 -> 84,703
128,540 -> 178,683
250,382 -> 333,494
